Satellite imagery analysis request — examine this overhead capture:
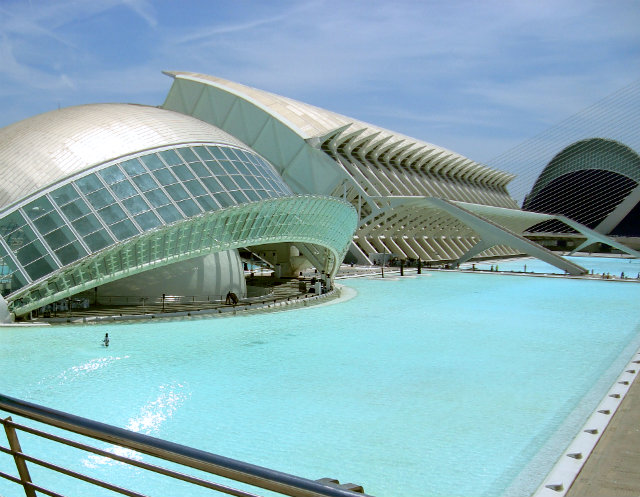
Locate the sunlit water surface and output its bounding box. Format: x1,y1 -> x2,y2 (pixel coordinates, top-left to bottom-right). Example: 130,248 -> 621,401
1,258 -> 640,497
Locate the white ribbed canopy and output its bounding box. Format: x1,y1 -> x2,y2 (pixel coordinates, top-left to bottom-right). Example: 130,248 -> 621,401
0,103 -> 247,210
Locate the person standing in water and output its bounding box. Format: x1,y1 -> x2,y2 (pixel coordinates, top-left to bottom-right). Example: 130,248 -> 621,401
103,333 -> 109,347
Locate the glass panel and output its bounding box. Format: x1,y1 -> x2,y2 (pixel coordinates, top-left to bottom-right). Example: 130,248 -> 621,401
84,230 -> 113,252
262,177 -> 279,193
110,219 -> 139,241
243,159 -> 262,176
60,200 -> 91,221
214,192 -> 234,208
205,160 -> 226,176
4,224 -> 37,250
72,214 -> 103,236
209,146 -> 229,161
111,180 -> 137,200
11,271 -> 28,292
226,148 -> 244,162
16,240 -> 48,266
202,176 -> 223,194
230,190 -> 249,204
157,205 -> 182,224
44,226 -> 77,250
99,165 -> 126,185
195,196 -> 218,212
255,189 -> 270,199
132,174 -> 157,192
153,168 -> 176,186
122,195 -> 150,216
233,149 -> 251,163
51,184 -> 80,205
0,245 -> 17,272
33,211 -> 64,235
214,159 -> 235,175
183,180 -> 207,196
141,154 -> 165,171
245,189 -> 260,202
233,176 -> 250,189
177,199 -> 201,217
75,174 -> 103,194
171,164 -> 195,181
145,189 -> 170,208
24,197 -> 54,220
120,158 -> 146,176
159,149 -> 182,166
134,211 -> 161,230
87,189 -> 115,210
233,160 -> 251,175
55,242 -> 86,266
218,176 -> 237,190
190,162 -> 210,178
250,174 -> 270,191
165,184 -> 189,202
0,211 -> 26,237
177,147 -> 198,163
245,175 -> 262,189
98,204 -> 127,225
193,146 -> 212,160
24,256 -> 56,281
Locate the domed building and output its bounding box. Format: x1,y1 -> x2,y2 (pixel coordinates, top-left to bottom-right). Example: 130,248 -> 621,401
523,138 -> 640,251
524,138 -> 640,234
0,104 -> 357,319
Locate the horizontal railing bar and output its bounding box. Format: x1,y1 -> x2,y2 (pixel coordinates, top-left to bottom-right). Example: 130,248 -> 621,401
0,417 -> 261,497
0,468 -> 67,497
0,444 -> 150,497
0,394 -> 370,497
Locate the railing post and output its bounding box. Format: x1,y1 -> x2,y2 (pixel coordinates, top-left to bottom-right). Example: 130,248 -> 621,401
3,416 -> 37,497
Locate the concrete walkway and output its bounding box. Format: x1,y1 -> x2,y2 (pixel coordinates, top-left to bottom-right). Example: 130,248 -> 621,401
566,362 -> 640,496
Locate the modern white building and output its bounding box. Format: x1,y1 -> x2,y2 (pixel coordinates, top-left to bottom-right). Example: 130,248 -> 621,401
0,104 -> 357,318
162,72 -> 639,274
523,137 -> 640,250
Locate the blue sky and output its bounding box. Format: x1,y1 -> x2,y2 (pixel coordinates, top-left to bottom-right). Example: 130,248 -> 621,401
1,0 -> 639,164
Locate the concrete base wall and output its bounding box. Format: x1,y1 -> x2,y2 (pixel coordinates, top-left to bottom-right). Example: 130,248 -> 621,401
96,250 -> 246,299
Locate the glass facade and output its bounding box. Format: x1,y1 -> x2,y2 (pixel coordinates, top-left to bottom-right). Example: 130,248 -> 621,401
8,195 -> 358,316
0,143 -> 293,296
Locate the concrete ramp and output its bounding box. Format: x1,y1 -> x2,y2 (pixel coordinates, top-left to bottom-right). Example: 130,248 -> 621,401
390,197 -> 588,275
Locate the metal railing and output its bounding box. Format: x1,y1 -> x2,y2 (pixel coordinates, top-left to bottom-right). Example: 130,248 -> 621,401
0,394 -> 370,497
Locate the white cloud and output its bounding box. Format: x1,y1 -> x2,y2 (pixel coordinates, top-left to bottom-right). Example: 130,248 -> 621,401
122,0 -> 157,28
1,0 -> 638,161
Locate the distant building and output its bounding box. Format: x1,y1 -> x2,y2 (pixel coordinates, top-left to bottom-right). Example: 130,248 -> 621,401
524,138 -> 640,245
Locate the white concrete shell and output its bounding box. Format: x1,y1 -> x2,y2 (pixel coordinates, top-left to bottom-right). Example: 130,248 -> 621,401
0,104 -> 357,316
0,104 -> 247,210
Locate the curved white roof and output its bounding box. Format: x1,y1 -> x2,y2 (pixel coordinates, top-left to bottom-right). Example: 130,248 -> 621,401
164,71 -> 514,187
0,103 -> 248,210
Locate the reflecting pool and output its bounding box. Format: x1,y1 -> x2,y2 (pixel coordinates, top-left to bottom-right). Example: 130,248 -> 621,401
1,263 -> 639,496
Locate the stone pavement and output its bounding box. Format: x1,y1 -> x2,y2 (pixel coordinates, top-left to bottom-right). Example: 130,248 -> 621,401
566,364 -> 640,496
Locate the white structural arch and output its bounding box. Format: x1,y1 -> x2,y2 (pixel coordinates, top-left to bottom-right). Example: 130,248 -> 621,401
162,72 -> 639,274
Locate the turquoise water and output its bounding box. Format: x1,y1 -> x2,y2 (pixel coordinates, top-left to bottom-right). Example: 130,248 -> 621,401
460,254 -> 640,277
1,266 -> 640,496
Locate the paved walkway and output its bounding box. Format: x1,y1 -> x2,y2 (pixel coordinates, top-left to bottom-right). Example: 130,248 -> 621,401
566,362 -> 640,496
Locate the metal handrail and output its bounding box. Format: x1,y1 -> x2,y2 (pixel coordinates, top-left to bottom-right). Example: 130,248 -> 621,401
0,394 -> 370,497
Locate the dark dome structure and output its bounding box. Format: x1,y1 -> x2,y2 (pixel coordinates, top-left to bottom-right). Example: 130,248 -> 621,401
523,138 -> 640,236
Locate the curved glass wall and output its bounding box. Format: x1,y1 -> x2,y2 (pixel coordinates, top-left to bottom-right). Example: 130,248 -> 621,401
0,144 -> 292,296
9,195 -> 358,316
